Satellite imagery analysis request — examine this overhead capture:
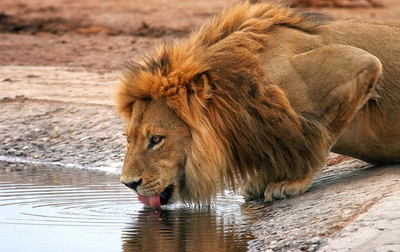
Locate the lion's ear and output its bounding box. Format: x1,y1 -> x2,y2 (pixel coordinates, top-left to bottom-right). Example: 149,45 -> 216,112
190,72 -> 213,100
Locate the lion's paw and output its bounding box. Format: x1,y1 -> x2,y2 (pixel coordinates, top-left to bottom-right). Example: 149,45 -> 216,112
264,180 -> 312,202
241,181 -> 264,201
264,181 -> 288,202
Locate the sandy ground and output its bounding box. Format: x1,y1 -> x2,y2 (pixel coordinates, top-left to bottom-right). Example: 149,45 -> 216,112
1,0 -> 400,251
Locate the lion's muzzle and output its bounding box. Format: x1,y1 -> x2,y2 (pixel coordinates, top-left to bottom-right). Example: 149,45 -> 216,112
121,177 -> 174,207
121,178 -> 142,191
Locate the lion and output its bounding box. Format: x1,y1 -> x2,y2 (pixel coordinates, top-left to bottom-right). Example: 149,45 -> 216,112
115,2 -> 400,207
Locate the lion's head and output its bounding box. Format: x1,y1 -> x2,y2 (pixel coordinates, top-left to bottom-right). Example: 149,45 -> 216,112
115,3 -> 330,206
119,100 -> 191,206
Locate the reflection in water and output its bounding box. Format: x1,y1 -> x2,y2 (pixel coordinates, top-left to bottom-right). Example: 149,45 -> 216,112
123,201 -> 254,252
0,162 -> 256,252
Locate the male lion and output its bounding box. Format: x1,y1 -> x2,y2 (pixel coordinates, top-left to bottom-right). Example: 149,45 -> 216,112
115,2 -> 400,207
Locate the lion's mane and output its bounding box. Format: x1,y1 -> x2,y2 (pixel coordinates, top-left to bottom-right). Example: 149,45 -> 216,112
116,2 -> 332,204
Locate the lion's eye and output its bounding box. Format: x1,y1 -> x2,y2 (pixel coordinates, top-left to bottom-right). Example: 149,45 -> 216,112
148,135 -> 164,149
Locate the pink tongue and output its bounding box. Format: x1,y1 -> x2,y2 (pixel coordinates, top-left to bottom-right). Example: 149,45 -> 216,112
138,194 -> 162,207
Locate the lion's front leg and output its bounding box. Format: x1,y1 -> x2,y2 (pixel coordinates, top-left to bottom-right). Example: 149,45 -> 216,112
263,171 -> 316,202
244,45 -> 382,203
241,162 -> 320,202
241,169 -> 316,202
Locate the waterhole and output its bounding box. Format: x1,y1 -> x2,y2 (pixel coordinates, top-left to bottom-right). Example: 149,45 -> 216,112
0,161 -> 256,252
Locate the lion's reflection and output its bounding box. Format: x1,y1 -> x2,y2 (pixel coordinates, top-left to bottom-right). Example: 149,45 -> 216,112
122,207 -> 254,252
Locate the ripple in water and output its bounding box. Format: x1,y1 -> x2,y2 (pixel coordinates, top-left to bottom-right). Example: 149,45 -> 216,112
0,161 -> 256,252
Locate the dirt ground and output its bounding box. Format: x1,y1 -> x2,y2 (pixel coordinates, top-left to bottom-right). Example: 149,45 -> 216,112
1,0 -> 400,71
1,0 -> 400,251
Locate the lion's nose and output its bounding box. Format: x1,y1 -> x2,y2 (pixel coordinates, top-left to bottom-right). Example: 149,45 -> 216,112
121,178 -> 142,191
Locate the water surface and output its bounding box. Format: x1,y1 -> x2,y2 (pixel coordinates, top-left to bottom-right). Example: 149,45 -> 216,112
0,161 -> 256,252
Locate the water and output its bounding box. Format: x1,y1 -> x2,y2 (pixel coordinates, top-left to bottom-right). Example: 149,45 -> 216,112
0,161 -> 256,252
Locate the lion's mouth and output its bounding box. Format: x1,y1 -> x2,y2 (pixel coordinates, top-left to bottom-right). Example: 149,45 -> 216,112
160,185 -> 174,205
137,185 -> 174,207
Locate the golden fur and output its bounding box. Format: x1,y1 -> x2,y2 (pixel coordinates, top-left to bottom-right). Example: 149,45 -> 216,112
115,2 -> 400,204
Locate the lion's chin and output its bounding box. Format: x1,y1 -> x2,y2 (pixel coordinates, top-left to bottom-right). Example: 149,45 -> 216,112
137,185 -> 174,207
